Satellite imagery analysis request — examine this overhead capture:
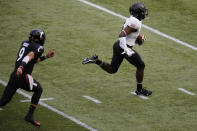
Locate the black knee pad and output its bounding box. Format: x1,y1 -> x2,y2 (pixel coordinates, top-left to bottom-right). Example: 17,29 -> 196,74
33,83 -> 43,93
37,84 -> 43,94
110,64 -> 119,74
31,83 -> 43,105
141,62 -> 145,69
111,67 -> 118,74
137,61 -> 145,70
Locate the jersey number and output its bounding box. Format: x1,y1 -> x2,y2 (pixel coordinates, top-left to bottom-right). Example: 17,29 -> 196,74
17,47 -> 25,61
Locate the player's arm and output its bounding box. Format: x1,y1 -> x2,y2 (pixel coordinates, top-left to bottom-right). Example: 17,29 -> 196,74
119,26 -> 137,56
16,51 -> 35,76
135,34 -> 146,46
36,50 -> 55,63
119,26 -> 137,37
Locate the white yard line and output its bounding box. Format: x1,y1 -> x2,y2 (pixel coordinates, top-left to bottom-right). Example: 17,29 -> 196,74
39,102 -> 97,131
0,79 -> 97,131
78,0 -> 197,51
178,88 -> 196,96
20,97 -> 54,103
0,79 -> 7,86
130,92 -> 149,100
83,95 -> 102,103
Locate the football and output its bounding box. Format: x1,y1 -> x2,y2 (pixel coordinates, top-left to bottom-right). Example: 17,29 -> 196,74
135,34 -> 146,45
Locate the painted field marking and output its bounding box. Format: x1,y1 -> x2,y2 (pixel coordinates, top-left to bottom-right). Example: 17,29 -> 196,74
0,79 -> 7,86
0,108 -> 2,111
0,79 -> 97,131
83,95 -> 102,103
20,97 -> 54,103
178,88 -> 196,96
78,0 -> 197,51
130,92 -> 149,100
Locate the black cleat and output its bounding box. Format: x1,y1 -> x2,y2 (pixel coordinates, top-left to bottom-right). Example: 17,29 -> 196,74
25,114 -> 40,127
135,88 -> 152,96
82,54 -> 98,65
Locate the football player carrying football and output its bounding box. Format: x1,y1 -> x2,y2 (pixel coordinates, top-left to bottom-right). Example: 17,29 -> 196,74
0,29 -> 55,126
82,2 -> 152,96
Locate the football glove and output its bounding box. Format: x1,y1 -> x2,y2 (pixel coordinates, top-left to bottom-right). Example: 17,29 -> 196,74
121,48 -> 135,57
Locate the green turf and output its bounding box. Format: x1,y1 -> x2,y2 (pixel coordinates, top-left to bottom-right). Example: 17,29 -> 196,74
0,85 -> 88,131
88,0 -> 197,47
0,0 -> 197,130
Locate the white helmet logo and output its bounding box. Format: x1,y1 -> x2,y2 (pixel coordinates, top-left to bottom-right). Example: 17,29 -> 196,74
40,32 -> 44,38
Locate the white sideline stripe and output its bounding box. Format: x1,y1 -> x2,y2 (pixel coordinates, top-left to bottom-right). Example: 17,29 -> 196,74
83,95 -> 102,103
178,88 -> 195,96
78,0 -> 197,51
130,92 -> 149,100
20,97 -> 54,103
0,79 -> 97,131
142,25 -> 197,51
79,0 -> 127,20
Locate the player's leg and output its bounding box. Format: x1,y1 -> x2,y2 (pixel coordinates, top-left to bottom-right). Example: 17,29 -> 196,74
24,79 -> 42,127
125,50 -> 152,96
21,74 -> 42,127
0,73 -> 18,107
82,41 -> 124,74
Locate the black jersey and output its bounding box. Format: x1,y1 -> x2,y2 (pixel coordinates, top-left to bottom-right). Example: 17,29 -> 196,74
14,41 -> 44,74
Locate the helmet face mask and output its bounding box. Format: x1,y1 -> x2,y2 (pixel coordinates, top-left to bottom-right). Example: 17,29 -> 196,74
129,2 -> 148,21
29,29 -> 45,45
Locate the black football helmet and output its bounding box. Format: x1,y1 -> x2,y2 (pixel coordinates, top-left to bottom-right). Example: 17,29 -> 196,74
129,2 -> 148,21
29,29 -> 45,45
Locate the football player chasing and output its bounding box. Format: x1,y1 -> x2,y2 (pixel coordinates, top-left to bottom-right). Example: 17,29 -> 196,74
82,3 -> 152,96
0,29 -> 55,126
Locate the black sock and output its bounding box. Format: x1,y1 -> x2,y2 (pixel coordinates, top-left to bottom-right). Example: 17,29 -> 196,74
27,105 -> 36,116
137,83 -> 142,91
95,59 -> 102,65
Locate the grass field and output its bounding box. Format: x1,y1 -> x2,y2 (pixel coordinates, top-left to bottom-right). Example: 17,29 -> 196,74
0,0 -> 197,131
